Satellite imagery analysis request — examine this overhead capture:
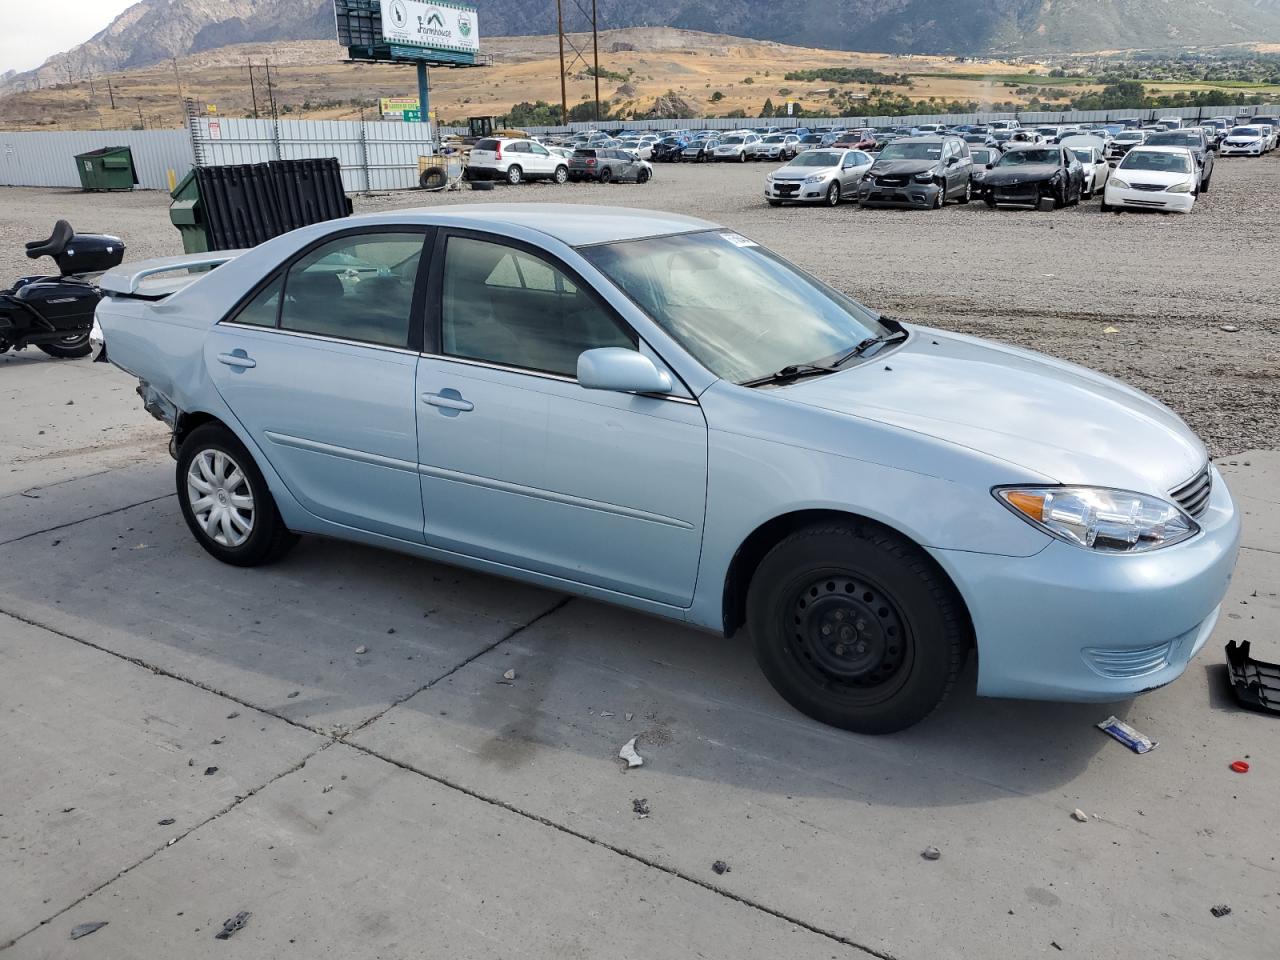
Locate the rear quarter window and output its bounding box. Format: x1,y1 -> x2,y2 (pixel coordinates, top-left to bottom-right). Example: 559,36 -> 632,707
474,139 -> 499,151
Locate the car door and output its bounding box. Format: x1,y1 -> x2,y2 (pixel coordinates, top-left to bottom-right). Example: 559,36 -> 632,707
526,141 -> 557,177
205,227 -> 431,542
612,149 -> 640,180
414,230 -> 709,607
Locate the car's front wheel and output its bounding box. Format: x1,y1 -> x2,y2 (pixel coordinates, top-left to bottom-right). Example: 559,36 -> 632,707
553,164 -> 569,184
177,423 -> 298,567
825,182 -> 840,206
746,523 -> 966,734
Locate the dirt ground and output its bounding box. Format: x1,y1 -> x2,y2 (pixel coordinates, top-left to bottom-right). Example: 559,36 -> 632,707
2,153 -> 1277,455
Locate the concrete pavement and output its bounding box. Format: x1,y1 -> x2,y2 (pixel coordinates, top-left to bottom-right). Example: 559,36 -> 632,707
1,352 -> 1277,959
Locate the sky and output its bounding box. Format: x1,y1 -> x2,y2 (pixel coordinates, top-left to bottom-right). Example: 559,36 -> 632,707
1,0 -> 137,74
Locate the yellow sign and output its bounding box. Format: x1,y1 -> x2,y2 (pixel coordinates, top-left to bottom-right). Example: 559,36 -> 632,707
380,96 -> 420,115
206,104 -> 217,113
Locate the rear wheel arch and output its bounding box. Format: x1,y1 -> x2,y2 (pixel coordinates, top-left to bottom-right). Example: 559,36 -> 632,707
172,410 -> 225,455
721,509 -> 974,645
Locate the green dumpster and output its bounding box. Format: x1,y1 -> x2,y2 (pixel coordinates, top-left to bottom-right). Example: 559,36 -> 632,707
168,169 -> 209,254
73,146 -> 138,191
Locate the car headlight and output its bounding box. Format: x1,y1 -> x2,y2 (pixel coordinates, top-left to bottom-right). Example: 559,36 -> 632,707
995,486 -> 1198,553
913,171 -> 935,183
803,174 -> 825,183
1166,180 -> 1194,194
1110,177 -> 1130,189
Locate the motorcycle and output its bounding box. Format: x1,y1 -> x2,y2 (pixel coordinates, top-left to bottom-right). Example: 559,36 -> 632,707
0,220 -> 125,360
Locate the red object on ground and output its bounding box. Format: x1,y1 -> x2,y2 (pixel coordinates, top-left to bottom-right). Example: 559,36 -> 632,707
1230,760 -> 1250,773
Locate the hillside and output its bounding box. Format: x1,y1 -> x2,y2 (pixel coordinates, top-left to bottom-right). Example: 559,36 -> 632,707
5,0 -> 1280,96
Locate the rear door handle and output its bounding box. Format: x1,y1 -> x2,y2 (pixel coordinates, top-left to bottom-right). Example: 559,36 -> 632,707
421,390 -> 473,413
217,351 -> 256,369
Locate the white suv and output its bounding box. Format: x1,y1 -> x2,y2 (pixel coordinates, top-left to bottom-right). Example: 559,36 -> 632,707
712,133 -> 761,162
467,138 -> 570,185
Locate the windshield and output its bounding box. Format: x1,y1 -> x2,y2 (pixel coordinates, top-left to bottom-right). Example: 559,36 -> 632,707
787,151 -> 841,167
877,141 -> 942,160
1230,127 -> 1261,137
998,148 -> 1058,165
970,149 -> 994,164
1147,133 -> 1199,146
1116,132 -> 1143,141
722,137 -> 743,145
1071,149 -> 1093,163
1119,150 -> 1191,173
580,231 -> 888,384
764,135 -> 785,143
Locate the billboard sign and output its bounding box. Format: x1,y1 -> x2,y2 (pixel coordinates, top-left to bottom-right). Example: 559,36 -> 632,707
380,96 -> 420,116
379,0 -> 479,55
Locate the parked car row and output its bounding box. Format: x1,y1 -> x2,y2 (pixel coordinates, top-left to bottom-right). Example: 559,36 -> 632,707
464,137 -> 654,185
762,130 -> 1231,215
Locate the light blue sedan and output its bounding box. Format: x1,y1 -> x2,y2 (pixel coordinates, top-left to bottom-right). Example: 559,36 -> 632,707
95,205 -> 1240,733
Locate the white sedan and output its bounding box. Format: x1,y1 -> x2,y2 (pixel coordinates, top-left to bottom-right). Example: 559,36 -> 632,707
1220,126 -> 1268,156
1102,146 -> 1199,214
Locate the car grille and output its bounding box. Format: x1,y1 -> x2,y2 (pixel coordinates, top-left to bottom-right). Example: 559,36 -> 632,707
1170,465 -> 1212,518
773,183 -> 800,195
1082,639 -> 1174,678
875,175 -> 909,187
1130,182 -> 1165,192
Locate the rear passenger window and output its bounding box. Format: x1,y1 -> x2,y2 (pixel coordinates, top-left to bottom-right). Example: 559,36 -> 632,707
441,236 -> 633,377
231,275 -> 283,327
280,232 -> 424,348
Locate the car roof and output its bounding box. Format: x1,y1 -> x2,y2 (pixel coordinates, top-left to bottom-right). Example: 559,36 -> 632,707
349,204 -> 716,247
1124,145 -> 1195,156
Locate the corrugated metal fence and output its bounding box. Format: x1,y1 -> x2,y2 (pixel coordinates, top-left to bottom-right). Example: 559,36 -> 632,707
191,117 -> 437,192
0,129 -> 191,190
3,102 -> 1276,191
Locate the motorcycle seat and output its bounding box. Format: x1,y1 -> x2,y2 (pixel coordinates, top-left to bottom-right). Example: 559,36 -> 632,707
25,220 -> 75,260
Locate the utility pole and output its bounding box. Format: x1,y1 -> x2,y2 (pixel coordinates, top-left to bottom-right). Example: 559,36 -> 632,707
264,59 -> 278,119
106,77 -> 116,110
247,58 -> 260,119
136,100 -> 145,129
556,0 -> 568,126
171,56 -> 185,116
591,0 -> 601,123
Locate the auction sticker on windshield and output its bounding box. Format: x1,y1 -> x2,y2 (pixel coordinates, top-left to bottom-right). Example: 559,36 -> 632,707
720,233 -> 758,248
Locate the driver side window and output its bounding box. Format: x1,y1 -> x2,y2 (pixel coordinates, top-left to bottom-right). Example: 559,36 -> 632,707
441,236 -> 635,378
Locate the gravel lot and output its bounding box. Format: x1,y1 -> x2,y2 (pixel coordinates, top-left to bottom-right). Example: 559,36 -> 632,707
3,154 -> 1277,455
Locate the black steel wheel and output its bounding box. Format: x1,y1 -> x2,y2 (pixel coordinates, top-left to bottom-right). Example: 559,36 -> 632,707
747,523 -> 966,733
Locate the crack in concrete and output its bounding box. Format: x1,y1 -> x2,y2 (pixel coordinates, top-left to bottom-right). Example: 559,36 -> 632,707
0,493 -> 176,548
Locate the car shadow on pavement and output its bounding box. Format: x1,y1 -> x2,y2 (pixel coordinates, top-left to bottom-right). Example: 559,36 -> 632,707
0,487 -> 1121,808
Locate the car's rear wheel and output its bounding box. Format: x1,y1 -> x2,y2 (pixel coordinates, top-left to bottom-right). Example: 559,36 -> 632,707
177,423 -> 298,567
505,165 -> 523,185
553,165 -> 569,184
37,332 -> 92,358
825,182 -> 840,206
958,179 -> 971,204
599,167 -> 613,183
747,523 -> 966,734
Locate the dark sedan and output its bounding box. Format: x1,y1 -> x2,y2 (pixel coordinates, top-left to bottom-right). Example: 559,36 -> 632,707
981,145 -> 1085,209
651,137 -> 688,161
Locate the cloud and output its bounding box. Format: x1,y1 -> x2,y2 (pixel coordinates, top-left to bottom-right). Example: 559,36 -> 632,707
1,0 -> 137,74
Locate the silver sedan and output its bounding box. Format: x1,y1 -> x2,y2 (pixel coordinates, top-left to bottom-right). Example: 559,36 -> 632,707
764,149 -> 875,206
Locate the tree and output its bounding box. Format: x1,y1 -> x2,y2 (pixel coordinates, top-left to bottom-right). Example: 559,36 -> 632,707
710,90 -> 724,102
762,97 -> 775,115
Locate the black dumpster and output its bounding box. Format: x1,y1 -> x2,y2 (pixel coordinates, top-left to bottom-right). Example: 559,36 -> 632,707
172,158 -> 353,252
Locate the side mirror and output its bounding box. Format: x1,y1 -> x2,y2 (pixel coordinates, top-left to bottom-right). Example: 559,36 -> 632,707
577,348 -> 673,395
946,156 -> 959,166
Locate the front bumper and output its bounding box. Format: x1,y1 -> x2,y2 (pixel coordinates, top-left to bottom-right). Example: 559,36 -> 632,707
764,179 -> 829,202
1220,144 -> 1264,156
858,180 -> 941,207
1104,183 -> 1195,212
930,465 -> 1239,701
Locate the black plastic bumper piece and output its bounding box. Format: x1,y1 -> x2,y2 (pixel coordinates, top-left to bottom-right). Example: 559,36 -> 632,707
1225,640 -> 1280,715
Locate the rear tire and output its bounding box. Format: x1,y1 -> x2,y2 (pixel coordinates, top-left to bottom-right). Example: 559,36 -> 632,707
746,523 -> 966,734
37,332 -> 92,359
599,167 -> 613,183
505,164 -> 523,185
176,423 -> 298,567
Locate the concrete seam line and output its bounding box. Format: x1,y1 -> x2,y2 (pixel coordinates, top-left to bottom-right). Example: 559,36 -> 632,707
0,606 -> 892,956
0,741 -> 335,952
346,594 -> 573,736
0,493 -> 176,548
1240,543 -> 1280,556
344,738 -> 899,960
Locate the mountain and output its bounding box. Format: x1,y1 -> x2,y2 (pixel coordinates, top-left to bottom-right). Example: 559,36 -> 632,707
6,0 -> 1280,92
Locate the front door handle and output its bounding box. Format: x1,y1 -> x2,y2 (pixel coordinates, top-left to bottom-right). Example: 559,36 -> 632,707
217,351 -> 256,369
421,390 -> 473,413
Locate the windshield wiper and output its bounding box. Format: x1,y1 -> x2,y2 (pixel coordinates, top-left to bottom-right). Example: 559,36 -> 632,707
739,363 -> 839,388
829,327 -> 909,366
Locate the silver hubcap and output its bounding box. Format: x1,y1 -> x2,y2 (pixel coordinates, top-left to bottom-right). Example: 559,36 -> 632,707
187,449 -> 254,547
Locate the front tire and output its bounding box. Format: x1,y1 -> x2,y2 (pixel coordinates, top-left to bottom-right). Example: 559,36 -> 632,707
746,523 -> 966,734
37,332 -> 92,358
958,179 -> 971,204
177,423 -> 298,567
636,167 -> 651,184
553,164 -> 569,184
825,182 -> 841,206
